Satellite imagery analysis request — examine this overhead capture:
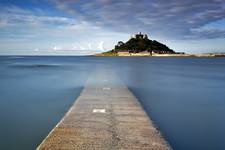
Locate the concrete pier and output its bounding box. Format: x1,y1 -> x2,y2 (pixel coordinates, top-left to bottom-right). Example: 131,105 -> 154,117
37,70 -> 171,150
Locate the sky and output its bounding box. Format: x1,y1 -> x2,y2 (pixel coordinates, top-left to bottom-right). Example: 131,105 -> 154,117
0,0 -> 225,55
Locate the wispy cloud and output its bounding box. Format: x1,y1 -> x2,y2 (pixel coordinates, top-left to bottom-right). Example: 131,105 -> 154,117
0,6 -> 75,28
51,0 -> 225,39
97,41 -> 105,51
0,5 -> 126,53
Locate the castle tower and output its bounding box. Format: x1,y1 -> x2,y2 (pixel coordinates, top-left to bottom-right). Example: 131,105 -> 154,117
144,34 -> 148,39
135,32 -> 144,39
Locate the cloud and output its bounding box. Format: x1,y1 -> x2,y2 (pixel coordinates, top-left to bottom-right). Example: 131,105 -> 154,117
79,46 -> 85,50
0,5 -> 117,46
1,1 -> 224,54
0,19 -> 8,27
0,6 -> 75,28
34,48 -> 39,51
50,0 -> 225,39
190,28 -> 225,39
53,45 -> 62,51
97,41 -> 105,51
88,43 -> 92,50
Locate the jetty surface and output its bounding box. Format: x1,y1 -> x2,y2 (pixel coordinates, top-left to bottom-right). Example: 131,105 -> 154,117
37,70 -> 170,150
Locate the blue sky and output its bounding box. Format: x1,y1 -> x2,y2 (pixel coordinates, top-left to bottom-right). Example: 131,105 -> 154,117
0,0 -> 225,55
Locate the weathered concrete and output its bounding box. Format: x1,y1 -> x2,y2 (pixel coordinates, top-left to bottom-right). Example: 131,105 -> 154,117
37,70 -> 171,150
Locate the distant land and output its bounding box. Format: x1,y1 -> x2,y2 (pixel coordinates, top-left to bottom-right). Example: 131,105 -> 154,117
96,32 -> 225,57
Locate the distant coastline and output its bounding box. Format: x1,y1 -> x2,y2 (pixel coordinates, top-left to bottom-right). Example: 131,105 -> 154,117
95,51 -> 225,57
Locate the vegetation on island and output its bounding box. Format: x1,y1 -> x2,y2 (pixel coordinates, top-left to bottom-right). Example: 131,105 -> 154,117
115,33 -> 175,54
99,50 -> 118,56
98,32 -> 177,56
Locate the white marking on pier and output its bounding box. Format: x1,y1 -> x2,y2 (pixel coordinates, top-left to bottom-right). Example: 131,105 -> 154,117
92,109 -> 106,113
102,87 -> 111,90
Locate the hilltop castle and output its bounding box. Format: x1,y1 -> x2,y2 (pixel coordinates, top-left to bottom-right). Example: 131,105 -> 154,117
114,32 -> 175,55
131,32 -> 148,39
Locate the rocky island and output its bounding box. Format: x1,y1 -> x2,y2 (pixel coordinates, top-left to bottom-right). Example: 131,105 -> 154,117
97,32 -> 182,56
96,32 -> 225,57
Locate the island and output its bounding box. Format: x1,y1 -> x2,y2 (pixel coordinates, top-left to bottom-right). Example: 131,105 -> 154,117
96,32 -> 225,57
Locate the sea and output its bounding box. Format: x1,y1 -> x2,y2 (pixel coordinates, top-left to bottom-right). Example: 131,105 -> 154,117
0,56 -> 225,150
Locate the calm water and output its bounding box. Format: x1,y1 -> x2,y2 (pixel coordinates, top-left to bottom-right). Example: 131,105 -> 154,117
0,56 -> 225,150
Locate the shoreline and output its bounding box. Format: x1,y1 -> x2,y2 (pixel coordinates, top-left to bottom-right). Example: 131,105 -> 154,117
95,52 -> 225,57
